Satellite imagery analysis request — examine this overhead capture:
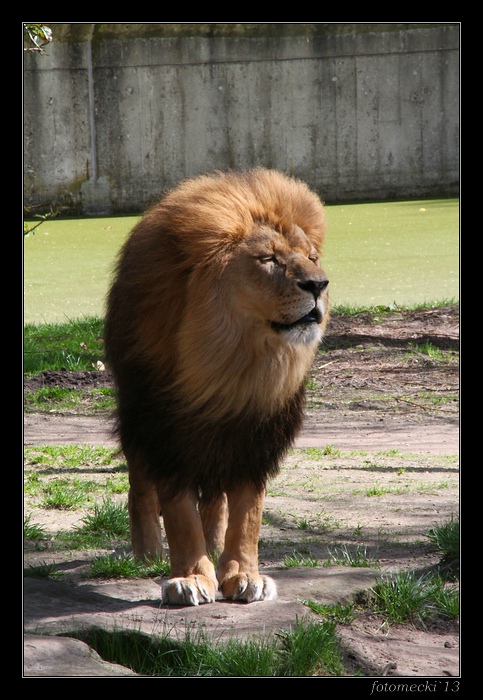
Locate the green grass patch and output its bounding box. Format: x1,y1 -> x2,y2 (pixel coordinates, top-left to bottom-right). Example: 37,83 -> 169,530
40,478 -> 93,510
24,562 -> 65,580
282,543 -> 378,569
428,518 -> 459,559
299,445 -> 341,459
24,316 -> 106,374
88,552 -> 170,579
301,569 -> 459,631
291,521 -> 459,652
78,498 -> 130,538
325,544 -> 376,568
331,298 -> 458,320
24,445 -> 123,470
371,571 -> 459,625
24,447 -> 130,552
57,499 -> 130,550
357,481 -> 450,497
23,303 -> 458,417
302,600 -> 358,625
24,445 -> 128,509
283,551 -> 319,568
67,617 -> 346,676
288,512 -> 339,532
23,316 -> 114,414
23,514 -> 47,541
408,341 -> 447,360
24,386 -> 115,413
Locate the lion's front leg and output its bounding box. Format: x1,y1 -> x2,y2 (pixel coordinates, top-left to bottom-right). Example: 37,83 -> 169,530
160,490 -> 217,606
216,484 -> 277,602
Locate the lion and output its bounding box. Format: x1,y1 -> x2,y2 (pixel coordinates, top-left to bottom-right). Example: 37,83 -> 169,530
104,168 -> 329,606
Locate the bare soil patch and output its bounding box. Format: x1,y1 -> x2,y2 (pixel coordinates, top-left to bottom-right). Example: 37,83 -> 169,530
23,306 -> 460,678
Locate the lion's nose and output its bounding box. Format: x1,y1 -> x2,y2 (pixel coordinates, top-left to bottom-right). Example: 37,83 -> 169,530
298,277 -> 329,300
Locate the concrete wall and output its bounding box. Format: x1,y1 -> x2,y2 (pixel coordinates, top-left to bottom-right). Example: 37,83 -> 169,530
23,23 -> 460,215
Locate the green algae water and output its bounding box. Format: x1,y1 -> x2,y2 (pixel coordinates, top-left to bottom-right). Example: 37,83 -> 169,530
23,199 -> 459,325
24,217 -> 137,325
323,199 -> 459,309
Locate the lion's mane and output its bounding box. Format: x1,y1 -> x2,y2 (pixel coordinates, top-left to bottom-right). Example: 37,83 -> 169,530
105,169 -> 327,502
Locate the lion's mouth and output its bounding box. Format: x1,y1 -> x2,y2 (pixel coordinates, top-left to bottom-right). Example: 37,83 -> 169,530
270,306 -> 322,333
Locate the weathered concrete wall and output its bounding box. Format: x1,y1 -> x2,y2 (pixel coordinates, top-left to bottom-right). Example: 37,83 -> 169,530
23,23 -> 459,215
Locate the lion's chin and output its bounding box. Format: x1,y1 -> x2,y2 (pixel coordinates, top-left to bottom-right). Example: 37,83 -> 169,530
277,322 -> 322,346
270,308 -> 323,345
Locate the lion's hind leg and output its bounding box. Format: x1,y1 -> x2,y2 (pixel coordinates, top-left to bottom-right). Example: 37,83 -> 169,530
199,493 -> 229,558
128,457 -> 164,561
216,484 -> 277,602
160,490 -> 218,606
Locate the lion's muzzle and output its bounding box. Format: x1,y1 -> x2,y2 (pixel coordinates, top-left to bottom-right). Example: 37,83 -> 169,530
270,304 -> 322,333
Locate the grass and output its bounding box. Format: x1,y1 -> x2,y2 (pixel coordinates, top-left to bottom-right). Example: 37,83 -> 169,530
23,514 -> 46,541
58,499 -> 130,550
302,600 -> 358,625
78,498 -> 130,538
23,301 -> 458,415
24,562 -> 65,580
23,456 -> 459,678
23,497 -> 132,552
283,551 -> 319,567
301,517 -> 460,630
356,481 -> 450,497
65,617 -> 346,676
24,316 -> 106,374
370,570 -> 459,625
40,478 -> 93,509
408,341 -> 446,360
70,545 -> 456,677
24,445 -> 128,517
283,544 -> 377,569
290,512 -> 340,532
428,517 -> 459,559
331,298 -> 458,320
25,386 -> 116,414
301,568 -> 459,631
24,444 -> 123,469
24,447 -> 130,551
325,544 -> 375,568
89,552 -> 170,579
23,303 -> 459,676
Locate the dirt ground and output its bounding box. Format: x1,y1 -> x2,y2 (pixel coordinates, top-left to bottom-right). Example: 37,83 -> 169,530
23,306 -> 460,678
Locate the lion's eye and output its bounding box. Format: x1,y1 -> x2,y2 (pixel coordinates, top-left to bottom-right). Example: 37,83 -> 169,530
259,255 -> 279,265
309,254 -> 319,264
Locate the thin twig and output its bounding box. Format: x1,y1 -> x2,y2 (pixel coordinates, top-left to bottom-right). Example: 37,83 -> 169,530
393,396 -> 456,413
382,662 -> 398,676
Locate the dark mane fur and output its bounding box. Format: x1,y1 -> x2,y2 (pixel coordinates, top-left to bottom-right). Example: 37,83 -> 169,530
111,359 -> 306,502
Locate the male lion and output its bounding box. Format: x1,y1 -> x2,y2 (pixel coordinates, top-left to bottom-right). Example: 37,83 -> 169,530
104,168 -> 329,606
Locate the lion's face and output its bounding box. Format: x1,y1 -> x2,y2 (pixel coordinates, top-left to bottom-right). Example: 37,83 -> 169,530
225,223 -> 329,347
176,220 -> 329,419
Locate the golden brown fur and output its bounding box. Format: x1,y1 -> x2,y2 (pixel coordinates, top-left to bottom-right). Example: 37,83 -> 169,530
104,168 -> 329,605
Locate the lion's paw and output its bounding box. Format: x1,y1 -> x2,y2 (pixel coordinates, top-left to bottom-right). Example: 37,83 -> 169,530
220,574 -> 277,602
162,575 -> 216,606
